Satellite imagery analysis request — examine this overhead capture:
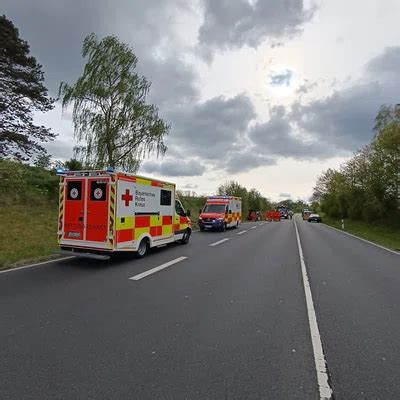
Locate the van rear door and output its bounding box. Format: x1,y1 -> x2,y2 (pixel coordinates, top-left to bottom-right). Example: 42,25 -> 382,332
86,178 -> 109,242
64,178 -> 86,240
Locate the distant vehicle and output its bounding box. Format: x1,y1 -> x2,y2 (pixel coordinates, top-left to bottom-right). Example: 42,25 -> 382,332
57,169 -> 192,259
277,205 -> 289,219
199,196 -> 242,231
308,213 -> 322,223
248,209 -> 261,221
302,209 -> 311,220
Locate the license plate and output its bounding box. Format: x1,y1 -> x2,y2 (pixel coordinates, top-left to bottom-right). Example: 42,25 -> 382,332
205,225 -> 212,228
68,231 -> 80,238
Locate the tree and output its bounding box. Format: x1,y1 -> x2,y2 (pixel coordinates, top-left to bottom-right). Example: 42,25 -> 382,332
0,15 -> 55,160
64,158 -> 83,171
59,33 -> 170,172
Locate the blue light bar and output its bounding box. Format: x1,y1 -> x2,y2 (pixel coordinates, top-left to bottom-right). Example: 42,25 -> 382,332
56,167 -> 66,176
106,166 -> 114,173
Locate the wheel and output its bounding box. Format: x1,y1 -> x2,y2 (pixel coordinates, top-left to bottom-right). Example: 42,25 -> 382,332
200,226 -> 205,232
221,223 -> 227,232
136,238 -> 149,258
181,230 -> 191,245
235,221 -> 239,229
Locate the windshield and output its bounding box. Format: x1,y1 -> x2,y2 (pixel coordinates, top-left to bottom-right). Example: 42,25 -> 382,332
203,204 -> 226,214
175,200 -> 186,216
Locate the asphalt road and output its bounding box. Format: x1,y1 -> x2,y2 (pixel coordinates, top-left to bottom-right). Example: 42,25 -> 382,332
1,217 -> 399,399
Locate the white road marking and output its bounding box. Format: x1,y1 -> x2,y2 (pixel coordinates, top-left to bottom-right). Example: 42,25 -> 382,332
322,223 -> 399,256
209,238 -> 230,247
251,226 -> 257,229
294,218 -> 333,400
259,223 -> 265,226
237,230 -> 247,235
0,256 -> 75,275
129,256 -> 187,280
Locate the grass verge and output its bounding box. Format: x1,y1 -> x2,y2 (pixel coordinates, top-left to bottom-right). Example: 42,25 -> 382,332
0,204 -> 58,270
322,215 -> 400,252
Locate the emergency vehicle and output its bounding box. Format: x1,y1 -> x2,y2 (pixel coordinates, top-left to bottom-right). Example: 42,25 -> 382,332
198,196 -> 241,231
57,169 -> 192,259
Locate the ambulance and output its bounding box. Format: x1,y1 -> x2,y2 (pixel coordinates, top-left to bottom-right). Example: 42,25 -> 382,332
57,169 -> 192,259
198,196 -> 242,231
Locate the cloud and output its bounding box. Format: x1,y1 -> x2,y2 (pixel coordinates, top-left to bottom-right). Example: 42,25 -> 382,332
249,106 -> 336,159
2,0 -> 199,103
198,0 -> 316,57
167,94 -> 256,159
279,193 -> 291,198
269,69 -> 293,86
141,158 -> 206,177
289,47 -> 400,152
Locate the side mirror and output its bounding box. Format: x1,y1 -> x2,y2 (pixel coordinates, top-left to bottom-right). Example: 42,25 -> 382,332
199,209 -> 202,214
187,209 -> 191,217
229,210 -> 232,214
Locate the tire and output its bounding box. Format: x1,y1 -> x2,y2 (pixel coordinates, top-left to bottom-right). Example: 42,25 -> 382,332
181,229 -> 191,245
221,223 -> 227,232
136,238 -> 149,258
235,221 -> 239,229
200,226 -> 205,232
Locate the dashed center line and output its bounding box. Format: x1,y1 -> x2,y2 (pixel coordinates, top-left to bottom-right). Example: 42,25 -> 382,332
251,226 -> 257,229
237,230 -> 247,235
129,256 -> 187,280
209,238 -> 230,247
259,223 -> 265,226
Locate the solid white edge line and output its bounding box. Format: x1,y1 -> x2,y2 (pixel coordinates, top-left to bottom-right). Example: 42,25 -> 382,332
322,223 -> 399,256
0,256 -> 75,275
294,218 -> 333,400
237,230 -> 247,235
129,256 -> 187,280
209,238 -> 230,247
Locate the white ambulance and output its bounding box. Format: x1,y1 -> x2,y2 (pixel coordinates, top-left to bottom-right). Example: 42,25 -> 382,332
57,169 -> 192,259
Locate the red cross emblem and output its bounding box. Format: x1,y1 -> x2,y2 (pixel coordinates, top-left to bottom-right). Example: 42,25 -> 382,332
121,189 -> 133,206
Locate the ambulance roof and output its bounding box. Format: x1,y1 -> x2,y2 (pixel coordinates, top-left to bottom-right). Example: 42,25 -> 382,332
207,195 -> 241,201
64,170 -> 175,187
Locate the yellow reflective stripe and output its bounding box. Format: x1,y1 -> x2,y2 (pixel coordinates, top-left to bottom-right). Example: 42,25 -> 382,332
162,225 -> 173,236
150,215 -> 160,226
136,178 -> 152,186
134,227 -> 150,240
116,216 -> 134,230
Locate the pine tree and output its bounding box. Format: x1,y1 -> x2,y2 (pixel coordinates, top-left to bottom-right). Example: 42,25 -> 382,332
0,15 -> 56,160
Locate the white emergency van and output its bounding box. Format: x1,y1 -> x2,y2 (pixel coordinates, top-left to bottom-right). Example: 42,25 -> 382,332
57,169 -> 192,259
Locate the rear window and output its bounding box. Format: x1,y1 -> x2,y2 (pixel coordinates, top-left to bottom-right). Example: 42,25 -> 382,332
67,181 -> 82,200
90,181 -> 107,201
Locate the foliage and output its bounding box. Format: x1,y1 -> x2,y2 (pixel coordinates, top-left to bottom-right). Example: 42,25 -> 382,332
313,105 -> 400,225
59,33 -> 169,172
0,159 -> 59,206
217,180 -> 272,218
0,15 -> 55,160
63,158 -> 84,171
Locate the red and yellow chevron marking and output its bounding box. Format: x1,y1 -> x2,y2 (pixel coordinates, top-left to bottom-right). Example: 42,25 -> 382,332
226,212 -> 242,223
58,176 -> 65,242
108,176 -> 116,248
116,214 -> 177,244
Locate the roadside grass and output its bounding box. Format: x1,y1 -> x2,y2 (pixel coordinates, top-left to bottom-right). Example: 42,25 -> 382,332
322,215 -> 400,252
0,204 -> 58,270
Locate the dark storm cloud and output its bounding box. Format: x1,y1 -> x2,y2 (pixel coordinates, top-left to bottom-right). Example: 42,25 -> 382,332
141,158 -> 206,177
269,70 -> 293,86
249,106 -> 337,159
1,0 -> 198,102
198,0 -> 315,56
223,151 -> 276,173
167,94 -> 256,159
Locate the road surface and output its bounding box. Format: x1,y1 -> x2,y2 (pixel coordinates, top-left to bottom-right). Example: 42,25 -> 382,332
1,216 -> 399,399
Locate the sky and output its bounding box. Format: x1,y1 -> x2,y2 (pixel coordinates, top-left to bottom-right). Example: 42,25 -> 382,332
3,0 -> 400,201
